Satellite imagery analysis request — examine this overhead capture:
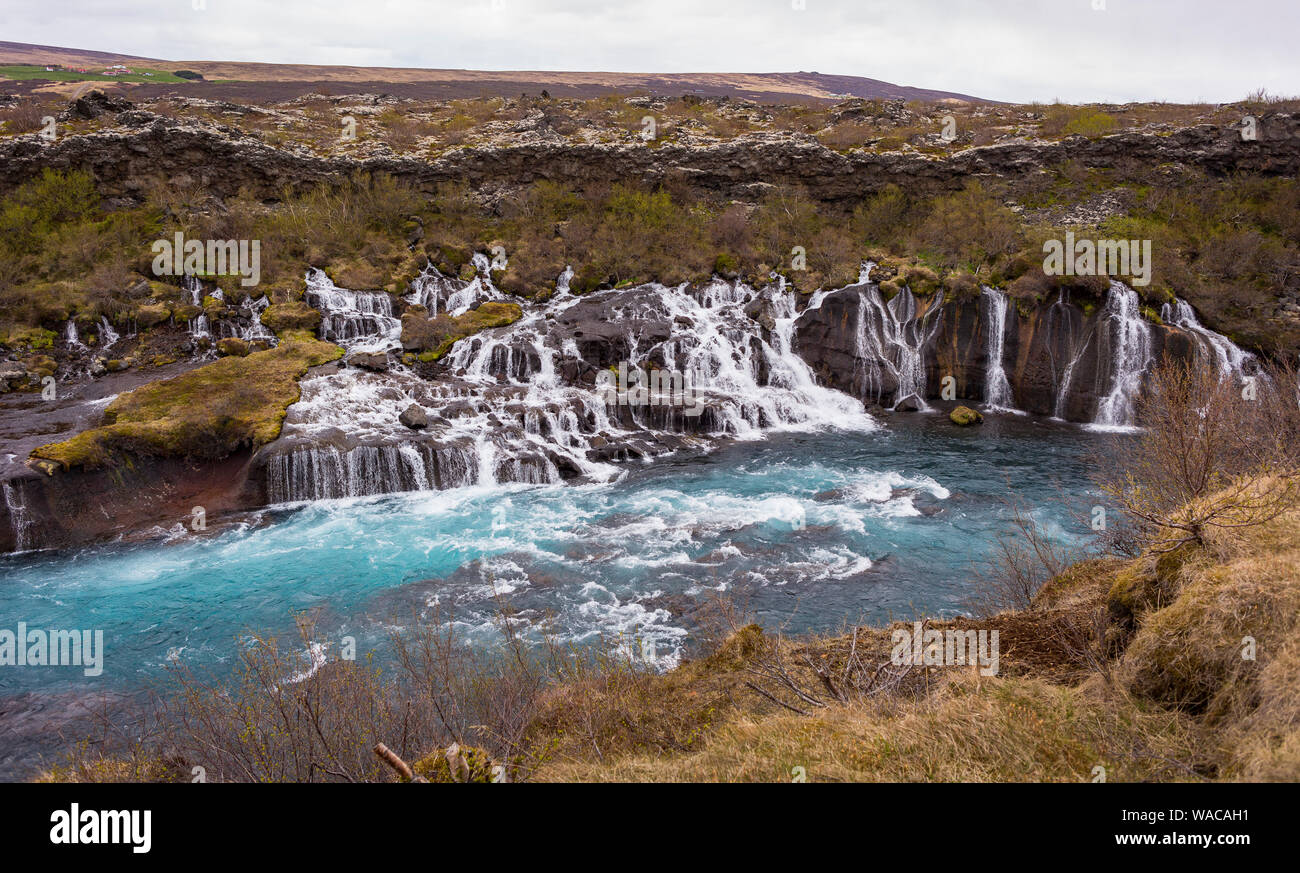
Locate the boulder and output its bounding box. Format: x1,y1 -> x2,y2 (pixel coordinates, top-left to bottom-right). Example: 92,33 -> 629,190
59,90 -> 134,122
348,351 -> 388,372
399,403 -> 429,429
260,301 -> 322,334
949,405 -> 984,426
894,394 -> 924,412
134,303 -> 172,329
216,337 -> 250,357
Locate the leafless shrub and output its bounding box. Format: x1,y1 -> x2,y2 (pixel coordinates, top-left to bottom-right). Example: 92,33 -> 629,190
1096,357 -> 1300,554
0,100 -> 45,134
1052,605 -> 1115,686
966,498 -> 1081,617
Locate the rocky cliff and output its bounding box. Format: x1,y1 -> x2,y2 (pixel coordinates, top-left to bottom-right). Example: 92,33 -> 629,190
3,110 -> 1299,205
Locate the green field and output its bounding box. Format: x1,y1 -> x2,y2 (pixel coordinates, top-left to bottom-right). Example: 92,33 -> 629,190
0,64 -> 189,84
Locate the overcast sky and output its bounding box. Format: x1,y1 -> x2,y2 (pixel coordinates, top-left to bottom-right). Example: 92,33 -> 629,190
5,0 -> 1298,103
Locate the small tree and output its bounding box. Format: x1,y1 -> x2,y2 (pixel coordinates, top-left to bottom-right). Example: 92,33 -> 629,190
1096,357 -> 1299,553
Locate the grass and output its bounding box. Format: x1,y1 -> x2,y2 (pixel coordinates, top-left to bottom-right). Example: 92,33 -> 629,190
0,64 -> 189,84
29,333 -> 342,471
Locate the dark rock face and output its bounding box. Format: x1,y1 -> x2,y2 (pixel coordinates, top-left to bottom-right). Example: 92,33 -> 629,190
0,452 -> 256,554
3,113 -> 1297,205
552,287 -> 675,367
794,284 -> 1209,418
57,90 -> 134,122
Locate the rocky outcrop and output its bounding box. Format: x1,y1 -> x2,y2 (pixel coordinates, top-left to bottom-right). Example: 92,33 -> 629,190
0,271 -> 1258,554
0,452 -> 258,554
3,112 -> 1298,205
794,283 -> 1213,417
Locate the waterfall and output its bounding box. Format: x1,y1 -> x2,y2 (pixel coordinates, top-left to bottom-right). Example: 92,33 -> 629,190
64,321 -> 85,350
405,257 -> 507,317
981,286 -> 1015,410
1160,298 -> 1252,381
271,273 -> 878,507
98,317 -> 121,349
267,444 -> 436,503
2,480 -> 36,552
306,269 -> 401,352
852,285 -> 944,410
554,266 -> 574,298
181,276 -> 210,340
1092,282 -> 1153,429
214,295 -> 275,344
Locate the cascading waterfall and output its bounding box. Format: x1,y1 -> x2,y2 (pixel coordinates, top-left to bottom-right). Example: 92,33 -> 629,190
306,269 -> 401,352
267,261 -> 1266,507
2,480 -> 35,552
981,286 -> 1015,410
183,276 -> 210,340
1092,281 -> 1153,429
1160,298 -> 1252,381
852,285 -> 945,410
405,256 -> 506,317
98,316 -> 121,349
272,270 -> 879,504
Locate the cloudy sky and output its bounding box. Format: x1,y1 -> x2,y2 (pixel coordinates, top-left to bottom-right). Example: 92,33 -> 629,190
6,0 -> 1298,103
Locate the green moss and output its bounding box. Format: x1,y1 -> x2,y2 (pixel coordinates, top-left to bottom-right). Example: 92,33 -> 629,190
260,301 -> 322,335
4,327 -> 56,349
30,336 -> 343,471
414,302 -> 524,361
134,303 -> 172,328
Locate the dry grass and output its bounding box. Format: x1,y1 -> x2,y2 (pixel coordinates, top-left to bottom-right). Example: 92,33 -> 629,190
534,674 -> 1199,782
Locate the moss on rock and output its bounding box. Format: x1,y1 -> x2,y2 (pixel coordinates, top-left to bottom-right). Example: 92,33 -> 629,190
30,335 -> 343,471
260,300 -> 322,335
402,302 -> 523,361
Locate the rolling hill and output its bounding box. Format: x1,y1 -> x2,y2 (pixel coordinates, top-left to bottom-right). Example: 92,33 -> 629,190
0,40 -> 991,103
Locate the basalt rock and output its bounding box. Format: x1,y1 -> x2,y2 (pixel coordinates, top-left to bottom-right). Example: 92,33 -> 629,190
4,114 -> 1298,205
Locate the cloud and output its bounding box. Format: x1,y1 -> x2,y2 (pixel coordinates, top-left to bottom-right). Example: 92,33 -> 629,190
4,0 -> 1296,102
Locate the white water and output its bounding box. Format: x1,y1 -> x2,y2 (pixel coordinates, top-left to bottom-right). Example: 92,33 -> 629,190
1160,298 -> 1252,381
2,480 -> 34,552
63,321 -> 84,350
215,295 -> 275,344
405,255 -> 507,317
270,272 -> 878,503
306,268 -> 401,353
981,286 -> 1015,410
97,316 -> 121,349
1091,282 -> 1153,430
852,285 -> 945,410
